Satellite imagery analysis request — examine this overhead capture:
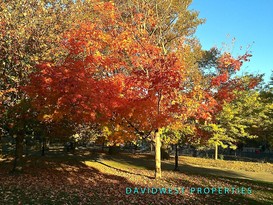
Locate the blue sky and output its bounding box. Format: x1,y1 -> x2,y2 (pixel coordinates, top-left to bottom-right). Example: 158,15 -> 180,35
189,0 -> 273,83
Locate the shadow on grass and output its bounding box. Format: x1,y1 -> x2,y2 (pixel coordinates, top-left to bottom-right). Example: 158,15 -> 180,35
0,151 -> 272,205
97,153 -> 254,180
94,152 -> 273,204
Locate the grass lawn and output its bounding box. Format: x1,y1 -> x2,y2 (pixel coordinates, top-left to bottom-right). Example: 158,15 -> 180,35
0,150 -> 272,205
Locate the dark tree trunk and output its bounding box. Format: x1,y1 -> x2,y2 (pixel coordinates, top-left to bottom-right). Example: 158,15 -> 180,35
25,138 -> 29,157
12,133 -> 24,172
41,138 -> 46,156
174,144 -> 180,171
0,138 -> 2,156
134,144 -> 137,154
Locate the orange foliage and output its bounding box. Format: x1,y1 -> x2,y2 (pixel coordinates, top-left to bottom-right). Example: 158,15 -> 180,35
24,1 -> 259,145
24,1 -> 197,143
196,51 -> 258,123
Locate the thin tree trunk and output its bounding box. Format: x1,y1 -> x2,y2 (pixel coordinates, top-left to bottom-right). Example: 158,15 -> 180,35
215,144 -> 218,160
47,139 -> 50,149
0,138 -> 2,156
12,133 -> 24,172
41,138 -> 45,156
174,144 -> 179,171
150,143 -> 154,153
25,138 -> 28,157
155,131 -> 161,179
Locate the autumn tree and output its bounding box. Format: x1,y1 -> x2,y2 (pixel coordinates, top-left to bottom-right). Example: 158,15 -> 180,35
24,0 -> 206,179
25,1 -> 152,136
250,86 -> 273,148
116,39 -> 205,178
195,47 -> 262,159
0,0 -> 96,170
113,0 -> 205,178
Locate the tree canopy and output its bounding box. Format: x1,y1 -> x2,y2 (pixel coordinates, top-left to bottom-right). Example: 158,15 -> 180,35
0,0 -> 271,176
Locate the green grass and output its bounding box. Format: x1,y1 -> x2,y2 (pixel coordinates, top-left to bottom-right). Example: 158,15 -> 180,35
0,151 -> 272,205
178,155 -> 273,173
93,153 -> 273,182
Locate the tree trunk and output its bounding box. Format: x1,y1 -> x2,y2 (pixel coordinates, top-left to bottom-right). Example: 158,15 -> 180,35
25,138 -> 29,157
174,144 -> 179,171
12,133 -> 24,172
41,138 -> 46,156
150,143 -> 154,153
0,137 -> 2,156
215,144 -> 218,160
47,139 -> 50,147
154,131 -> 161,179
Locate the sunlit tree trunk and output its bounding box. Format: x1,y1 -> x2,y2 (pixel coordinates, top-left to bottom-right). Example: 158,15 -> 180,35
155,131 -> 161,178
215,144 -> 218,160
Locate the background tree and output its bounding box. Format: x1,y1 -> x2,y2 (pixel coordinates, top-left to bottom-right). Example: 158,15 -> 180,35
161,123 -> 195,171
0,0 -> 92,171
250,86 -> 273,149
195,46 -> 263,159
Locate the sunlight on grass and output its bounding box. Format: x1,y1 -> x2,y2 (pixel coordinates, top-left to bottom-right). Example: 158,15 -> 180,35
101,159 -> 147,170
178,156 -> 273,173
